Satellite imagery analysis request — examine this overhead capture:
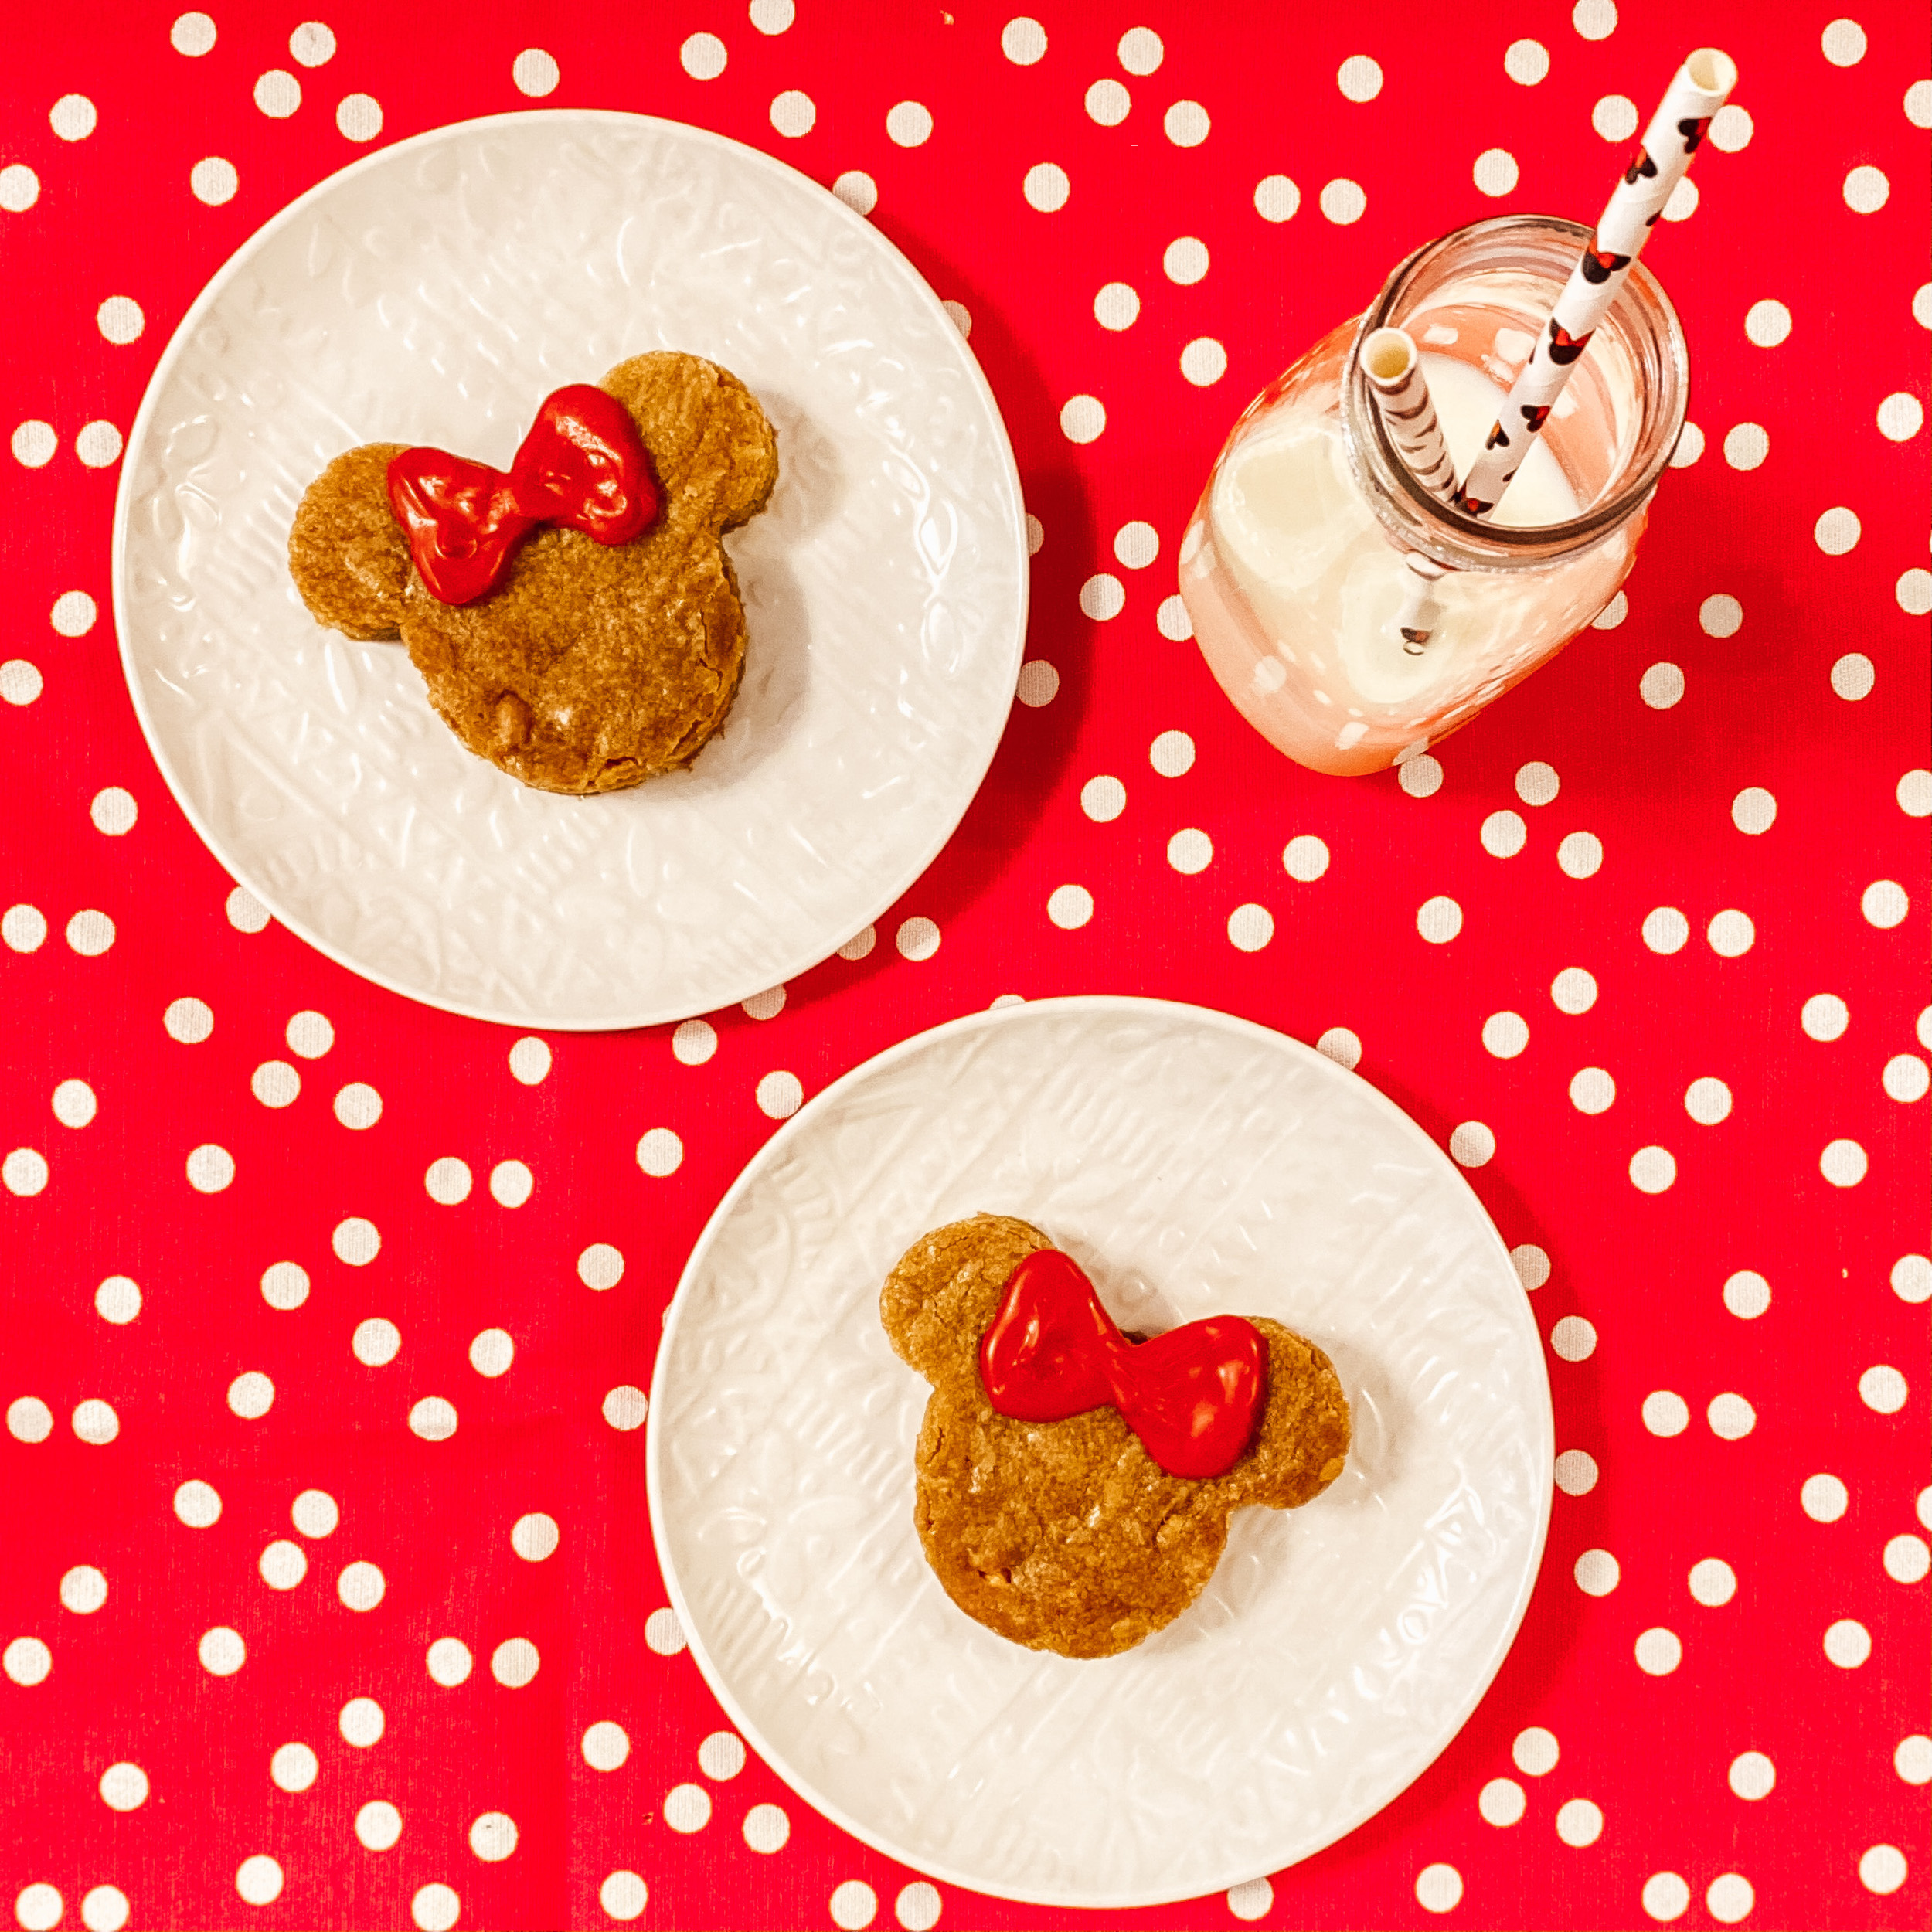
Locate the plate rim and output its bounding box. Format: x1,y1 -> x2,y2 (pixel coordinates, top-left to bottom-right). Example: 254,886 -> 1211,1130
646,992 -> 1556,1909
110,106 -> 1029,1033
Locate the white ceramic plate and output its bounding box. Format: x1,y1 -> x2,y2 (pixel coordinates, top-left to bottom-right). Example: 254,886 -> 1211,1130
113,112 -> 1026,1029
649,996 -> 1553,1909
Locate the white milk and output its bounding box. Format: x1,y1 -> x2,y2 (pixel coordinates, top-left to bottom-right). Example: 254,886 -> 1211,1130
1201,356 -> 1583,709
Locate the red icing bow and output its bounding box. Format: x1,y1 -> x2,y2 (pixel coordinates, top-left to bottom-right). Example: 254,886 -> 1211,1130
978,1248 -> 1268,1481
386,385 -> 658,606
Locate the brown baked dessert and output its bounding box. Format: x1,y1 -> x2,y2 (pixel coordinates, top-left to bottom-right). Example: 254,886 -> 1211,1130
287,352 -> 777,795
881,1213 -> 1352,1659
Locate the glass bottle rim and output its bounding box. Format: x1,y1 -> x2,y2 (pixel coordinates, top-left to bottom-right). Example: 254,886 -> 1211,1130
1342,213 -> 1689,571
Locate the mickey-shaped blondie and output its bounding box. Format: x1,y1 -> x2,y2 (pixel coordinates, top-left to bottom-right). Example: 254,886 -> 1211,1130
287,352 -> 777,795
881,1213 -> 1352,1659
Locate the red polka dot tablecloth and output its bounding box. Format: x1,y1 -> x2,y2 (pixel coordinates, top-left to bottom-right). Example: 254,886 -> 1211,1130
3,4 -> 1927,1929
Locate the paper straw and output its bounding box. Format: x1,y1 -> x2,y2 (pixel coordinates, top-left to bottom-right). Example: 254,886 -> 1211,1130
1452,47 -> 1736,520
1361,327 -> 1454,499
1393,553 -> 1448,654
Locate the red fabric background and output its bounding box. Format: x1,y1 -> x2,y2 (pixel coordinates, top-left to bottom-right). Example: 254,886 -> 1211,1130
2,4 -> 1926,1928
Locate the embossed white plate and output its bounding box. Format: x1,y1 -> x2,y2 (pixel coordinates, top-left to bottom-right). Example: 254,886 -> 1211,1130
113,112 -> 1026,1029
649,996 -> 1553,1908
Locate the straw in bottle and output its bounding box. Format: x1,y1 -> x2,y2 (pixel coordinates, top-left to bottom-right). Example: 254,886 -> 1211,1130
1452,47 -> 1736,519
1361,327 -> 1454,499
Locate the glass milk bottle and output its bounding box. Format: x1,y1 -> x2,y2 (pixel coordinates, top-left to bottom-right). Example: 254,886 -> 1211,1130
1179,215 -> 1688,776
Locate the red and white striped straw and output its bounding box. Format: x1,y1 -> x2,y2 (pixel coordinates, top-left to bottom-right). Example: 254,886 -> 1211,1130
1453,47 -> 1736,520
1361,327 -> 1454,499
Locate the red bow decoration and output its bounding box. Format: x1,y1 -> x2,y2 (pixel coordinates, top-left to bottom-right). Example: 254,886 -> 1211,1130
978,1249 -> 1268,1481
386,384 -> 658,606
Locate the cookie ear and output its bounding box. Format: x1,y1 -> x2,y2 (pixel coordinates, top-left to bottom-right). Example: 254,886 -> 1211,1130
288,442 -> 413,641
881,1214 -> 1052,1380
599,353 -> 778,535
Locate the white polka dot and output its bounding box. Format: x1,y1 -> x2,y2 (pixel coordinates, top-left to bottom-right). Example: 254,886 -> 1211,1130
1482,1012 -> 1529,1060
0,668 -> 42,715
678,32 -> 728,80
1883,1535 -> 1929,1583
1634,1628 -> 1682,1676
1510,1244 -> 1550,1291
469,1328 -> 514,1378
1859,1845 -> 1908,1894
1026,514 -> 1045,556
1085,79 -> 1130,127
0,165 -> 40,213
1643,1389 -> 1691,1437
1180,338 -> 1227,386
291,1489 -> 337,1537
1723,422 -> 1770,471
644,1606 -> 687,1657
355,1800 -> 400,1849
1635,662 -> 1685,712
1480,1776 -> 1527,1825
1821,17 -> 1868,65
50,1079 -> 96,1130
1801,1473 -> 1849,1522
886,100 -> 933,147
1641,906 -> 1689,954
11,421 -> 56,467
158,997 -> 213,1047
339,1696 -> 385,1747
83,1889 -> 130,1932
1726,788 -> 1779,841
1684,1076 -> 1733,1125
1481,809 -> 1527,857
1505,39 -> 1550,84
1059,393 -> 1104,441
1000,16 -> 1046,63
1164,100 -> 1209,146
1148,730 -> 1196,777
352,1317 -> 400,1367
636,1129 -> 683,1178
1226,903 -> 1274,952
426,1638 -> 472,1687
189,155 -> 240,205
492,1638 -> 539,1688
831,1883 -> 878,1930
1154,594 -> 1193,643
689,1730 -> 746,1782
1744,300 -> 1791,347
1707,1392 -> 1755,1440
896,916 -> 941,962
1862,879 -> 1909,928
270,1741 -> 318,1791
757,1070 -> 804,1118
171,11 -> 217,55
43,92 -> 91,144
1843,164 -> 1889,213
512,48 -> 559,97
260,1260 -> 309,1311
603,1385 -> 648,1431
226,1371 -> 274,1419
1660,175 -> 1699,223
1629,1145 -> 1676,1193
1878,392 -> 1924,440
1250,175 -> 1302,226
1556,1798 -> 1604,1845
1417,896 -> 1462,943
1515,760 -> 1559,806
832,172 -> 878,216
1573,1548 -> 1618,1596
1914,284 -> 1931,329
511,1512 -> 560,1563
290,22 -> 335,66
767,88 -> 815,135
1814,505 -> 1862,555
1568,1067 -> 1614,1114
1897,1736 -> 1932,1784
1556,832 -> 1602,879
236,1856 -> 284,1906
1893,1255 -> 1932,1303
1025,162 -> 1071,213
410,1396 -> 458,1440
1573,0 -> 1617,40
1281,835 -> 1329,882
248,1060 -> 299,1110
1859,1363 -> 1907,1413
1079,573 -> 1125,621
1554,1449 -> 1598,1495
259,1539 -> 307,1590
1723,1270 -> 1771,1319
226,886 -> 270,932
502,1036 -> 553,1086
332,1081 -> 382,1130
1670,421 -> 1706,467
285,1010 -> 334,1058
423,1157 -> 472,1206
745,1805 -> 791,1852
412,1884 -> 460,1932
1449,1122 -> 1495,1168
1161,239 -> 1210,290
1474,148 -> 1519,197
172,1478 -> 222,1527
1397,754 -> 1444,799
5,1638 -> 52,1685
471,1811 -> 519,1862
1821,1138 -> 1869,1186
600,1872 -> 648,1921
1415,1865 -> 1463,1913
1883,1054 -> 1928,1102
1318,1027 -> 1362,1070
672,1019 -> 721,1068
583,1720 -> 631,1770
664,1782 -> 712,1833
1907,80 -> 1932,127
1336,55 -> 1383,101
6,1397 -> 51,1442
1689,1558 -> 1737,1607
52,590 -> 99,638
1824,1618 -> 1872,1667
1165,828 -> 1213,875
1318,177 -> 1367,225
60,1564 -> 108,1614
5,1146 -> 50,1196
253,68 -> 301,118
199,1626 -> 246,1675
1706,909 -> 1754,957
1550,1315 -> 1597,1362
1092,281 -> 1141,330
490,1158 -> 534,1206
1593,100 -> 1638,152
